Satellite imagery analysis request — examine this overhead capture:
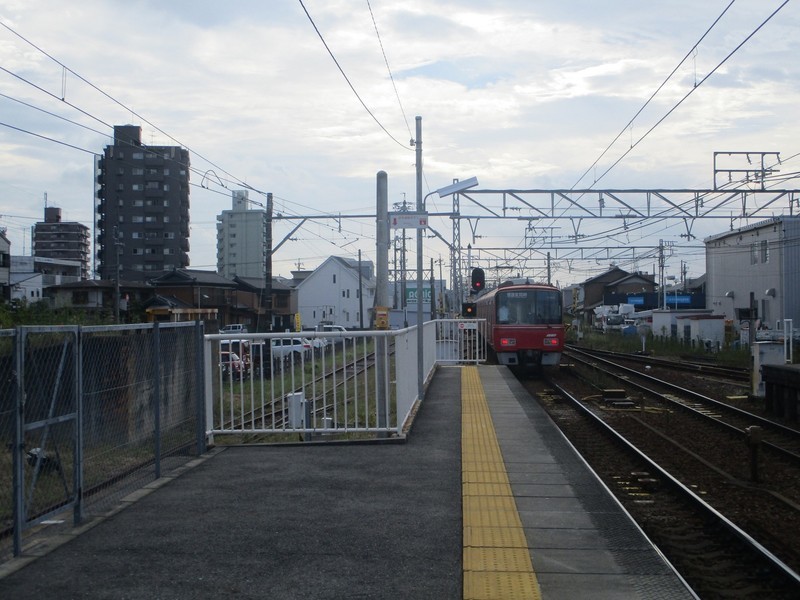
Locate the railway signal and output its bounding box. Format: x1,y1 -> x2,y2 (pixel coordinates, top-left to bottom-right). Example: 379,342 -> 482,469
471,268 -> 485,292
462,302 -> 477,317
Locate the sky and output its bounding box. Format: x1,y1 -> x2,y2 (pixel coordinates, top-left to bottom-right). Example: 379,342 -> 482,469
1,0 -> 798,289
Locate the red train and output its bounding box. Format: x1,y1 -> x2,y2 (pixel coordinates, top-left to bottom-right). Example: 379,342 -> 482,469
474,280 -> 564,370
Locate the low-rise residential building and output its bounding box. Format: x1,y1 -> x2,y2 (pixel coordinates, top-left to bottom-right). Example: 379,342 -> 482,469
295,256 -> 375,330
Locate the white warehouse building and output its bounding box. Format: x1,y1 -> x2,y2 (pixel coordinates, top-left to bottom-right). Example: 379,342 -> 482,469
705,217 -> 800,332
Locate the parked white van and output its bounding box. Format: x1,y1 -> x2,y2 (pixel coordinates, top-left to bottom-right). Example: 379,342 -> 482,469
220,324 -> 247,334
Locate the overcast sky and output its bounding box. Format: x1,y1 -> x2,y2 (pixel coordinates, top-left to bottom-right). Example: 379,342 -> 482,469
1,0 -> 797,288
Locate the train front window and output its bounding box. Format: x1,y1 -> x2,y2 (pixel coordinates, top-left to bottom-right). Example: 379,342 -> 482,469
497,290 -> 562,325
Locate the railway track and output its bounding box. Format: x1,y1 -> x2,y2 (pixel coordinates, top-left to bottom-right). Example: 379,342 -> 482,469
564,347 -> 800,461
567,344 -> 751,382
527,377 -> 800,597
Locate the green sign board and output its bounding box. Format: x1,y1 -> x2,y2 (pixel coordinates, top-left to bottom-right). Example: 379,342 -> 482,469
405,287 -> 432,304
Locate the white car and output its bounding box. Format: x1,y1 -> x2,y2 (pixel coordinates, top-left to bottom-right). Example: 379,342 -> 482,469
270,337 -> 312,362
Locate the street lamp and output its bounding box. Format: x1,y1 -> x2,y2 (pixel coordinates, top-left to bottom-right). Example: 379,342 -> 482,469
416,176 -> 478,403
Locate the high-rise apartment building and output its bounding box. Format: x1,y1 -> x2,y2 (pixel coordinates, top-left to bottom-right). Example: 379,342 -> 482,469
94,125 -> 190,281
216,190 -> 268,283
32,206 -> 91,279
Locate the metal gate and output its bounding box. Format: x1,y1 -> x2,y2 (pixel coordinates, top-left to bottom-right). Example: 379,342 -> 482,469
12,326 -> 82,556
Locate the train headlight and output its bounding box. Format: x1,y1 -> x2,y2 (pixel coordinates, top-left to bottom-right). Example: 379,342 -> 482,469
500,337 -> 516,347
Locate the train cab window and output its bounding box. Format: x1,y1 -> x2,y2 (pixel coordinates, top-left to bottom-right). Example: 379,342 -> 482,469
499,289 -> 562,325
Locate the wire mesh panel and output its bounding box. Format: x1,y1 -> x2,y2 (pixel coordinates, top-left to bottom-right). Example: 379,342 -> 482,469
80,322 -> 201,515
0,329 -> 16,562
2,322 -> 204,561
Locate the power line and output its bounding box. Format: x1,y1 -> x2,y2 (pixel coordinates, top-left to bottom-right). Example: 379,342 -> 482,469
0,20 -> 270,198
297,0 -> 412,151
0,120 -> 96,155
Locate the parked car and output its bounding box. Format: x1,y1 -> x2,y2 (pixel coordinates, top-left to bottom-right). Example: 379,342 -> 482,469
219,351 -> 248,379
220,324 -> 247,334
270,337 -> 312,362
317,324 -> 352,344
248,341 -> 271,377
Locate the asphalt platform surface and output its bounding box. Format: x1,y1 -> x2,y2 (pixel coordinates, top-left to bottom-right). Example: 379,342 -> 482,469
0,368 -> 464,600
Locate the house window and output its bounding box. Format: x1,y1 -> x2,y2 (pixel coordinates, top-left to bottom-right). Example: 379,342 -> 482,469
346,289 -> 350,299
761,240 -> 769,263
132,152 -> 144,159
750,243 -> 758,265
132,167 -> 144,175
72,291 -> 89,304
333,274 -> 336,284
132,216 -> 144,223
342,290 -> 346,298
132,184 -> 143,191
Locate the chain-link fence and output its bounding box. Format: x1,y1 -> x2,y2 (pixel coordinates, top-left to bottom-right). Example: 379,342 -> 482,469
1,322 -> 205,562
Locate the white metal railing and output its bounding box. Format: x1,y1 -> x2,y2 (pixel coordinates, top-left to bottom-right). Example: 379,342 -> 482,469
204,320 -> 485,440
433,318 -> 487,364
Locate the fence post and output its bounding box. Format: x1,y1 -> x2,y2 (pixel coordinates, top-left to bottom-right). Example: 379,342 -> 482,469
74,326 -> 84,526
12,327 -> 23,556
195,320 -> 206,454
153,322 -> 161,479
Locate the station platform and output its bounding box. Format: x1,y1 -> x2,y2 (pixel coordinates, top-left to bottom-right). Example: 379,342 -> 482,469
0,365 -> 695,599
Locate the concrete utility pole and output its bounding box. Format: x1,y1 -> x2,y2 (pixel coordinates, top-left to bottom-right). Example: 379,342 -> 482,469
376,171 -> 389,429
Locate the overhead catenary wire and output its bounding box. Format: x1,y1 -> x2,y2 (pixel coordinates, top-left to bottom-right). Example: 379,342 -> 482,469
366,0 -> 413,142
570,0 -> 738,191
585,0 -> 790,191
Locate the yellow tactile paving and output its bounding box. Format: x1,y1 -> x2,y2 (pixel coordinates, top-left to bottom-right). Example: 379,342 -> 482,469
464,526 -> 529,549
462,366 -> 541,600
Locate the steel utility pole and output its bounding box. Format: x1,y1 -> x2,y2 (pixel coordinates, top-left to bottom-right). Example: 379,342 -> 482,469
415,116 -> 424,404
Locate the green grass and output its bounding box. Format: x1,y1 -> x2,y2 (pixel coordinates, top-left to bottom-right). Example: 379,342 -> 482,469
571,330 -> 751,368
